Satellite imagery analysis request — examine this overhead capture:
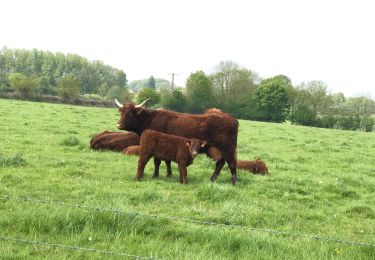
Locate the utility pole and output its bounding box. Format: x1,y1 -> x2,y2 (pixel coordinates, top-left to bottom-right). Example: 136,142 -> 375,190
168,73 -> 178,90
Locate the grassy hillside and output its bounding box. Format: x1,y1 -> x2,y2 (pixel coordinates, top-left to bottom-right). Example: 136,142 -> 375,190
0,98 -> 374,259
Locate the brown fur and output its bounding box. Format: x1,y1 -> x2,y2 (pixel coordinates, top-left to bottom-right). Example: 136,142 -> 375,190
137,129 -> 206,184
123,145 -> 173,177
236,159 -> 269,175
117,103 -> 239,184
90,131 -> 140,151
123,145 -> 141,155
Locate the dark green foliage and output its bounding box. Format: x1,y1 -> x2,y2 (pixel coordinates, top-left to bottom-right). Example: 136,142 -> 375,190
136,87 -> 161,107
337,115 -> 360,130
210,61 -> 258,116
186,71 -> 215,113
317,114 -> 337,128
148,75 -> 156,89
0,47 -> 127,97
161,89 -> 188,112
290,103 -> 317,126
253,78 -> 290,122
362,116 -> 374,132
9,72 -> 41,98
57,75 -> 80,102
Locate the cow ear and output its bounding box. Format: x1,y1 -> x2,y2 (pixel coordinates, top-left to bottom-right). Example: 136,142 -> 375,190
186,141 -> 191,148
135,107 -> 144,115
201,141 -> 207,147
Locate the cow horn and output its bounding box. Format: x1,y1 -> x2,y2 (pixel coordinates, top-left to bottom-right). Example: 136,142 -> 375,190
115,99 -> 123,108
135,98 -> 151,108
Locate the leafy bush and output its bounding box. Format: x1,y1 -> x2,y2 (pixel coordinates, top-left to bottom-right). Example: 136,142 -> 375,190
362,116 -> 374,132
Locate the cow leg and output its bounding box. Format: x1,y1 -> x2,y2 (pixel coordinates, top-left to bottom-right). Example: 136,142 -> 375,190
178,163 -> 188,184
165,160 -> 172,177
153,158 -> 161,178
136,154 -> 152,181
227,161 -> 237,185
223,152 -> 237,185
210,159 -> 225,182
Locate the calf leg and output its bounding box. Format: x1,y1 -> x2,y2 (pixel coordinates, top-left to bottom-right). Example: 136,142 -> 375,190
136,153 -> 152,181
165,160 -> 172,177
178,163 -> 188,184
210,159 -> 225,182
153,158 -> 161,178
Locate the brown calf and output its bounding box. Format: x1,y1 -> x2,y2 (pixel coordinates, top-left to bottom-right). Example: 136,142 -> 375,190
237,159 -> 269,175
90,131 -> 140,151
137,129 -> 207,184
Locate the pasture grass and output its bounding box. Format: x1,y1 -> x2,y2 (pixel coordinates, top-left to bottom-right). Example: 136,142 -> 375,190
0,98 -> 375,259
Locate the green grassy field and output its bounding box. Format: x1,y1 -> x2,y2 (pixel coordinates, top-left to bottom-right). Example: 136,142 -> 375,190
1,98 -> 375,259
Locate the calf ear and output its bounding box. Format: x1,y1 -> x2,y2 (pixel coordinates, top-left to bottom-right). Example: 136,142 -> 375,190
200,140 -> 207,147
186,141 -> 191,148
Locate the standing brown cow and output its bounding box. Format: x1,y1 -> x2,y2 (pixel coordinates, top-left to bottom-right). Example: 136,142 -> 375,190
137,129 -> 207,184
115,99 -> 239,184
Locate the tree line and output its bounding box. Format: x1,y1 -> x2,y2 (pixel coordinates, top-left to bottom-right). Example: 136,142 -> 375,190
0,47 -> 129,102
1,47 -> 374,131
140,61 -> 375,132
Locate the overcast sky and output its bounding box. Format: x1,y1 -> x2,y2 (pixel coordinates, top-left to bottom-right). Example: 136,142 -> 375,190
1,0 -> 374,97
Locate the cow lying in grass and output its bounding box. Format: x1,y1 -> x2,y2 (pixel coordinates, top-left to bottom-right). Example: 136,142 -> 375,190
90,131 -> 140,151
237,159 -> 269,175
137,129 -> 207,184
204,147 -> 269,175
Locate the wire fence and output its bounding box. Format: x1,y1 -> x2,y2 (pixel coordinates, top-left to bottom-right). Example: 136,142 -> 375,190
1,194 -> 375,249
0,235 -> 159,259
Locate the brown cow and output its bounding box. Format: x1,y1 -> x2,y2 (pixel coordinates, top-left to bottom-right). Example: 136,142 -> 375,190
237,159 -> 269,175
137,129 -> 207,184
90,131 -> 140,151
116,99 -> 239,184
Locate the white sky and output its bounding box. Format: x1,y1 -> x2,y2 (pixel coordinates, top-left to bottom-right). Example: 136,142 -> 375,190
1,0 -> 374,97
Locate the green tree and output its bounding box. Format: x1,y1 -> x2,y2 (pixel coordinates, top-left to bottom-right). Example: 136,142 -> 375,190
210,61 -> 258,114
161,89 -> 188,112
136,87 -> 161,107
148,75 -> 156,89
9,72 -> 40,98
253,76 -> 290,122
57,75 -> 80,102
186,71 -> 215,113
105,85 -> 133,103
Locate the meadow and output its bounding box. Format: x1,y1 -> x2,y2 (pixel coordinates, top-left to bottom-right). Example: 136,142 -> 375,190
0,98 -> 374,259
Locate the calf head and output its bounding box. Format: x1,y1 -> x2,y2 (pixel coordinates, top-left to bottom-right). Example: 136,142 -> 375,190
115,99 -> 150,131
186,139 -> 207,159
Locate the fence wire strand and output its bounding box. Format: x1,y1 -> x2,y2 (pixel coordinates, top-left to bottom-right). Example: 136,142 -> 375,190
0,235 -> 158,259
1,194 -> 375,248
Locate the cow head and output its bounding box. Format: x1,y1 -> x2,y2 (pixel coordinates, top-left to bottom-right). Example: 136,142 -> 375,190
115,99 -> 150,131
186,139 -> 207,159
